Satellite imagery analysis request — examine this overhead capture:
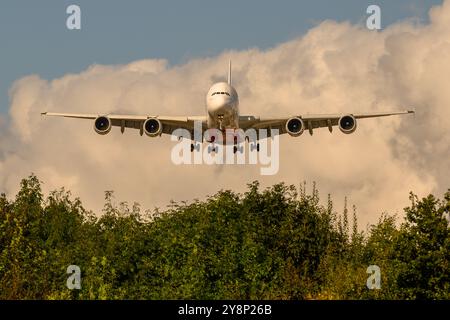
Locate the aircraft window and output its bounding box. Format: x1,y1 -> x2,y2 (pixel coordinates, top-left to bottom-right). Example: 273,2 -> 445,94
211,92 -> 230,96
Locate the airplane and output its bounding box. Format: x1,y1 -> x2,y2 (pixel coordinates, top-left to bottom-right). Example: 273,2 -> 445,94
41,61 -> 414,153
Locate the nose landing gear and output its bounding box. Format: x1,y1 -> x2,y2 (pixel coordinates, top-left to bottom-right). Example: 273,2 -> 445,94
217,114 -> 224,131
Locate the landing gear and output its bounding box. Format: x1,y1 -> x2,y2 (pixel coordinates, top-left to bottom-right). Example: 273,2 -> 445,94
217,115 -> 224,131
190,143 -> 200,152
233,135 -> 238,154
233,145 -> 244,154
250,142 -> 260,152
208,145 -> 219,153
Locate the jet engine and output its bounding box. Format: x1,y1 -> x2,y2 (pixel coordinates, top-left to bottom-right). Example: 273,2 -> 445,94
144,118 -> 163,137
338,115 -> 357,134
94,116 -> 112,135
285,117 -> 305,137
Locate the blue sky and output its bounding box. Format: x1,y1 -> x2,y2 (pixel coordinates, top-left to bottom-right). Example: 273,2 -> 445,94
0,0 -> 443,114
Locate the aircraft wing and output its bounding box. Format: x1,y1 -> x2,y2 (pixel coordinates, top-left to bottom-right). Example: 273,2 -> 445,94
239,110 -> 414,135
41,112 -> 207,136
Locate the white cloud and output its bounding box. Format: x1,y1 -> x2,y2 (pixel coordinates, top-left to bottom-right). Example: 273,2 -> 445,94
1,1 -> 450,229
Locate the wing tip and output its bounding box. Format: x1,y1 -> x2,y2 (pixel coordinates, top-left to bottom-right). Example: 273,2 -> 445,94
41,112 -> 47,116
407,110 -> 415,114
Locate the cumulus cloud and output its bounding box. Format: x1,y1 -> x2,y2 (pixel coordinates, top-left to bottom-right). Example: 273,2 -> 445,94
1,1 -> 450,228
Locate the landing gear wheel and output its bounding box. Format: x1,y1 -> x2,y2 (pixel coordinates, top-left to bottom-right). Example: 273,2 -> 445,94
217,115 -> 224,131
250,142 -> 260,152
208,145 -> 218,153
233,145 -> 244,154
190,143 -> 201,152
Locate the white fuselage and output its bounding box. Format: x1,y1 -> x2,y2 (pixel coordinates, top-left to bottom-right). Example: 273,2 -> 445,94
206,82 -> 239,130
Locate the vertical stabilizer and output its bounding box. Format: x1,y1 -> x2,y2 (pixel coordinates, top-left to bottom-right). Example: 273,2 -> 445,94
228,60 -> 232,85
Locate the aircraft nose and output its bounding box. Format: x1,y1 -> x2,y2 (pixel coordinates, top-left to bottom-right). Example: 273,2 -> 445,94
209,96 -> 232,114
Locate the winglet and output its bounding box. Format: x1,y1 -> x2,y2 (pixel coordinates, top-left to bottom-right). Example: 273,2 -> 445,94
41,112 -> 47,116
228,60 -> 232,85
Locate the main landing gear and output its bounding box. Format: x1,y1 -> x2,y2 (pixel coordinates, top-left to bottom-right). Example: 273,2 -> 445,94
232,135 -> 243,154
190,137 -> 260,153
190,142 -> 260,153
207,145 -> 219,153
233,145 -> 244,154
250,142 -> 260,152
190,143 -> 200,152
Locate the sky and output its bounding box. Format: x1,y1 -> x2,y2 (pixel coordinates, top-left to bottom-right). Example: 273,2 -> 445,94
0,0 -> 443,114
0,0 -> 449,230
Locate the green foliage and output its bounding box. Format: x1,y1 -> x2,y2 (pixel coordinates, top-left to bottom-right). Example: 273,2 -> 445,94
394,193 -> 450,299
0,175 -> 448,300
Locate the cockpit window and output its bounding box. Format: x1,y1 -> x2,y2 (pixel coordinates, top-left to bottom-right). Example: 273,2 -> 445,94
211,92 -> 230,96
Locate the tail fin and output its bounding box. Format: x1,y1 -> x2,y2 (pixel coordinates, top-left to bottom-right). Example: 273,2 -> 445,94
228,60 -> 232,85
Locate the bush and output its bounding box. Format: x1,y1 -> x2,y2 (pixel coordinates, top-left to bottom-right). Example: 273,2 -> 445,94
0,175 -> 448,299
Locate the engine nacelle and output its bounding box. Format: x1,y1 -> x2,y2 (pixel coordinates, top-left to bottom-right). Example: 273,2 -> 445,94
94,116 -> 112,135
285,117 -> 305,137
144,118 -> 162,137
338,115 -> 357,134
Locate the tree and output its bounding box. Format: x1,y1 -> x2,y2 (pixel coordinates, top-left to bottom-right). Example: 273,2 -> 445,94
0,175 -> 448,300
394,192 -> 450,299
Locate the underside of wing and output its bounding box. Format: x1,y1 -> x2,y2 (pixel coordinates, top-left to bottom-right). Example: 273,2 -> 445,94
239,110 -> 414,136
41,112 -> 207,138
